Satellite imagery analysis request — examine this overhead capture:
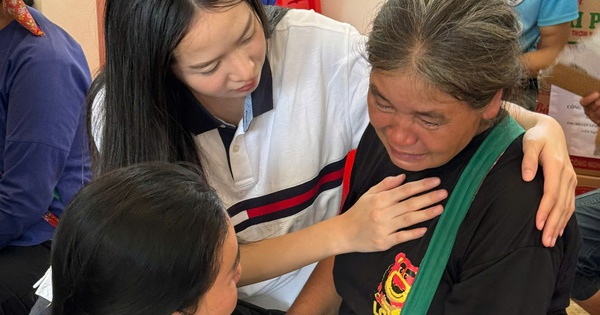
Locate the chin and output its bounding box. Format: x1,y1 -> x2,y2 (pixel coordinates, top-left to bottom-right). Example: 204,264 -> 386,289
390,159 -> 427,172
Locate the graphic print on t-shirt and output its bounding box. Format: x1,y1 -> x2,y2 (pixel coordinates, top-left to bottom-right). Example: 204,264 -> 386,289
373,253 -> 419,315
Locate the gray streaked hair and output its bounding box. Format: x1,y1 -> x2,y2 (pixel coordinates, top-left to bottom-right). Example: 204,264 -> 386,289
367,0 -> 524,109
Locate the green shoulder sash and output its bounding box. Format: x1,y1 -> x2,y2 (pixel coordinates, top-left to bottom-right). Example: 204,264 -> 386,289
402,116 -> 524,314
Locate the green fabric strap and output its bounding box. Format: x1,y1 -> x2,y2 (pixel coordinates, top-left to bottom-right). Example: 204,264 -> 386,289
402,116 -> 524,314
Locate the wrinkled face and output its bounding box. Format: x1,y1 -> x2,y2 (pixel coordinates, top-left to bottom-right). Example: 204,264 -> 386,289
368,71 -> 498,171
192,221 -> 241,315
171,1 -> 266,104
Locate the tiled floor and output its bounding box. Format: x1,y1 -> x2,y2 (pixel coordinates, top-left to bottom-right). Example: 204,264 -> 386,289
568,300 -> 591,315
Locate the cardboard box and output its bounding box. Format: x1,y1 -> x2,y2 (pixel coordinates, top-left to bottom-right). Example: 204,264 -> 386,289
546,63 -> 600,97
546,63 -> 600,176
577,174 -> 600,195
571,155 -> 600,177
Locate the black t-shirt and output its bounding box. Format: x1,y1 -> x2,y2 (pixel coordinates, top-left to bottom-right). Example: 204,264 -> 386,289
333,123 -> 581,315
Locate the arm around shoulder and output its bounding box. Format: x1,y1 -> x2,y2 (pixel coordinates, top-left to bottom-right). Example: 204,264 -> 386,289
504,102 -> 576,247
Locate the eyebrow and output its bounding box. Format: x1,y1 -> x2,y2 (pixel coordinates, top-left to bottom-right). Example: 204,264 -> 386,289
370,83 -> 447,120
370,84 -> 390,103
417,111 -> 446,120
188,12 -> 254,70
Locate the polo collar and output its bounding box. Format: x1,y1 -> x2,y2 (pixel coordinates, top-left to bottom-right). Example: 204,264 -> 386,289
183,57 -> 274,135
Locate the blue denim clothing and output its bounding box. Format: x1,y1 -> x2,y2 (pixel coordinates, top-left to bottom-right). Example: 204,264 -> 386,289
573,188 -> 600,301
0,7 -> 91,248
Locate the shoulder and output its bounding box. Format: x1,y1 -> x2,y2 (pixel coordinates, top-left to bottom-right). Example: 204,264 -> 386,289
460,135 -> 544,248
267,9 -> 367,64
275,9 -> 361,34
8,43 -> 91,94
17,9 -> 88,69
477,135 -> 544,216
444,134 -> 550,271
8,32 -> 91,91
270,9 -> 365,51
537,0 -> 579,26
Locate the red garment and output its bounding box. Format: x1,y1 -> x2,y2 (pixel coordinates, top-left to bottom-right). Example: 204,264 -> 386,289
339,149 -> 356,214
276,0 -> 321,13
2,0 -> 43,36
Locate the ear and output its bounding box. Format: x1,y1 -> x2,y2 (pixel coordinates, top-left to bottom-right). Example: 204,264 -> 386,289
482,90 -> 503,120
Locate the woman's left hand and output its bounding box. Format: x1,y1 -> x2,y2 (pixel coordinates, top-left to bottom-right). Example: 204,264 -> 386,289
521,115 -> 577,247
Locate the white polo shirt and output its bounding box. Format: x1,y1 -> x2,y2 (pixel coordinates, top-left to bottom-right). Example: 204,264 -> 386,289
188,9 -> 370,310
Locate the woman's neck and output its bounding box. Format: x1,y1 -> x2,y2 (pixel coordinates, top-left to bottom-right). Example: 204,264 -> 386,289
194,94 -> 246,126
0,6 -> 13,30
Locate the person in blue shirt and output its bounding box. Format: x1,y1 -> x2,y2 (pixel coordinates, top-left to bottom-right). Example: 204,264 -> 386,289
509,0 -> 579,109
0,0 -> 91,313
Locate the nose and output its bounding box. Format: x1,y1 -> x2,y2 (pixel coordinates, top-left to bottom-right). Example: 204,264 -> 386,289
386,118 -> 418,147
228,49 -> 255,82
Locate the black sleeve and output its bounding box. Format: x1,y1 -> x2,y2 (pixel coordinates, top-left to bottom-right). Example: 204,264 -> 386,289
443,247 -> 566,315
440,139 -> 577,315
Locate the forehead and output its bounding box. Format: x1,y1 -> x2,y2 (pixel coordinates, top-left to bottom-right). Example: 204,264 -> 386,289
369,70 -> 459,107
173,2 -> 254,62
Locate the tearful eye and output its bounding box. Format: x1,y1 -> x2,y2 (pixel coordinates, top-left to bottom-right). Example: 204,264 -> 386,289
419,117 -> 440,128
376,102 -> 394,112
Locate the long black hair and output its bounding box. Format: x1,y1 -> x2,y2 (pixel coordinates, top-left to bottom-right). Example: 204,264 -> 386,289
87,0 -> 269,177
51,162 -> 230,315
